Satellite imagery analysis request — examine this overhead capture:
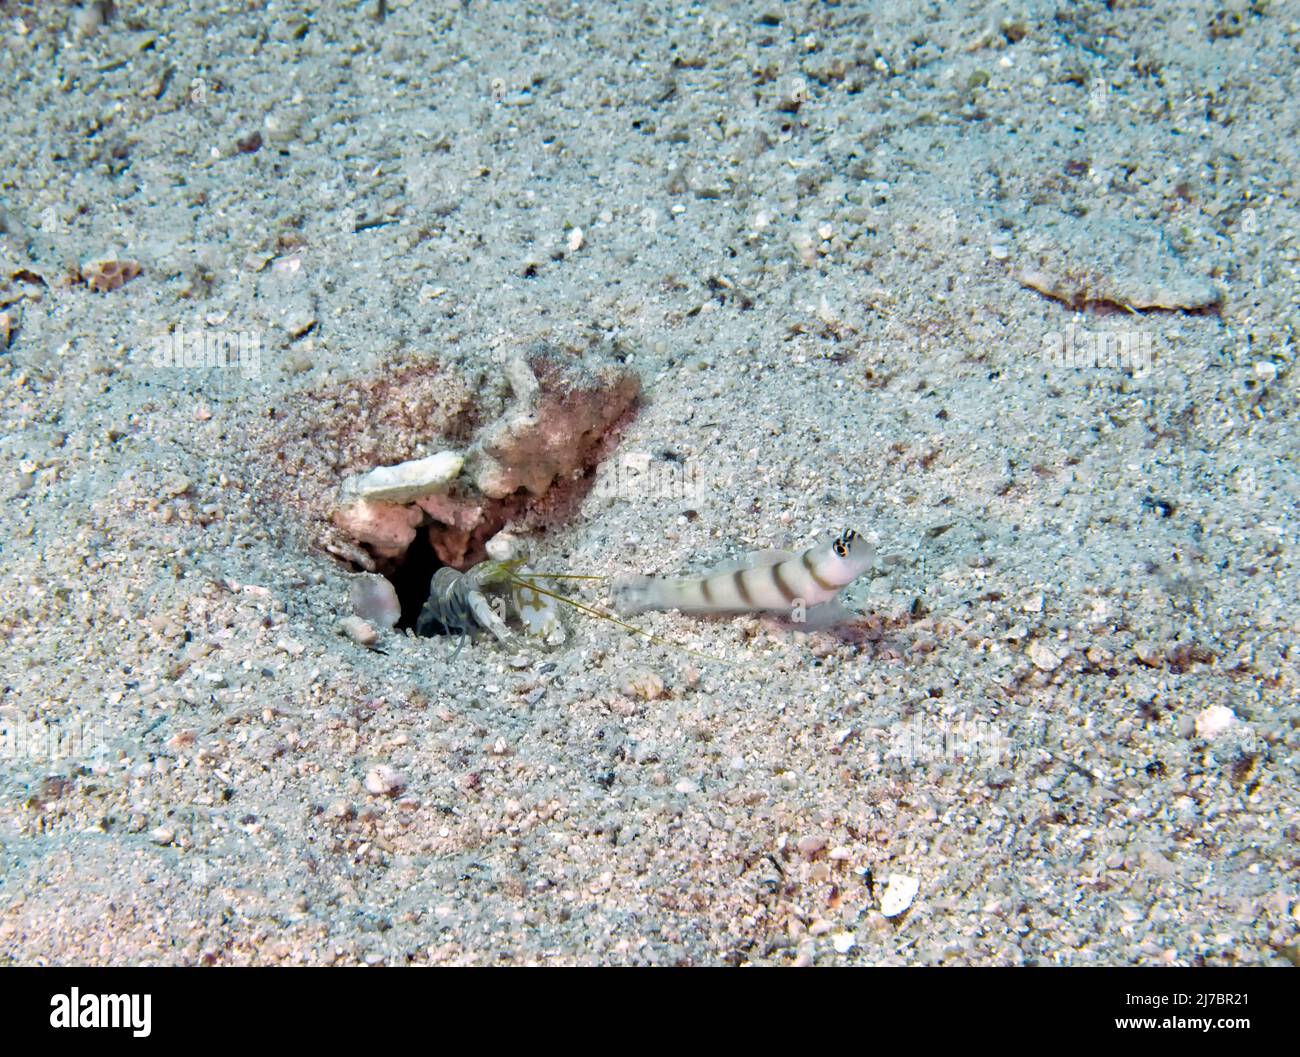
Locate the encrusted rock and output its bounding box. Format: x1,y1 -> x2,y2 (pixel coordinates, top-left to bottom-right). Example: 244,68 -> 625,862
468,342 -> 641,499
415,491 -> 492,567
327,342 -> 640,570
332,500 -> 421,560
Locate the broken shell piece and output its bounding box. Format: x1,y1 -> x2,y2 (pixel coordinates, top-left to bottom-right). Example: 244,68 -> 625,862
880,873 -> 919,918
342,451 -> 464,503
324,536 -> 376,572
1194,704 -> 1236,740
350,573 -> 401,628
279,304 -> 317,339
83,258 -> 142,293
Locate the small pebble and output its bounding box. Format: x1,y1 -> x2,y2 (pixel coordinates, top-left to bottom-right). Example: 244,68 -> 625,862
73,3 -> 103,38
340,615 -> 379,647
325,799 -> 355,820
625,671 -> 666,701
364,765 -> 406,797
486,531 -> 524,560
1135,640 -> 1164,666
263,108 -> 304,143
1194,705 -> 1236,740
1027,640 -> 1062,672
797,835 -> 828,861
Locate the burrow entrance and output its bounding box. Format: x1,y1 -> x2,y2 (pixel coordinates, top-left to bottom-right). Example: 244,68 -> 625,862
257,339 -> 642,638
387,527 -> 442,634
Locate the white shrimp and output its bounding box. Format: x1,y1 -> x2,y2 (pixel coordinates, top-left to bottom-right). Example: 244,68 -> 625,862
416,562 -> 517,656
416,558 -> 579,656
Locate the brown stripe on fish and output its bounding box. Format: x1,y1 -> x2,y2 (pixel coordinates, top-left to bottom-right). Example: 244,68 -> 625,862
684,579 -> 709,607
732,569 -> 754,606
802,550 -> 837,592
769,561 -> 798,604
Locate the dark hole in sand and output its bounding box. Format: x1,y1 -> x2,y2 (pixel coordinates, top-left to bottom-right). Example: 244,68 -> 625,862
385,530 -> 445,635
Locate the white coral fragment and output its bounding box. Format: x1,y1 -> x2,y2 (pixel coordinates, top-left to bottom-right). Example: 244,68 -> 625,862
343,451 -> 464,503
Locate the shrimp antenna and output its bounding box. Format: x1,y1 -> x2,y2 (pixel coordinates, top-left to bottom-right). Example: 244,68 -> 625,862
505,569 -> 732,666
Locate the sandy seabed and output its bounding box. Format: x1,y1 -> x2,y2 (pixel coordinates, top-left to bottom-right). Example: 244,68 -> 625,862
0,1 -> 1296,965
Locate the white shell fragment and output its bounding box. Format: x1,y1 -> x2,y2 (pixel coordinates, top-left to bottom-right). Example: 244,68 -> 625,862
343,451 -> 464,503
1014,215 -> 1220,312
350,573 -> 401,628
880,873 -> 919,918
1194,704 -> 1237,740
